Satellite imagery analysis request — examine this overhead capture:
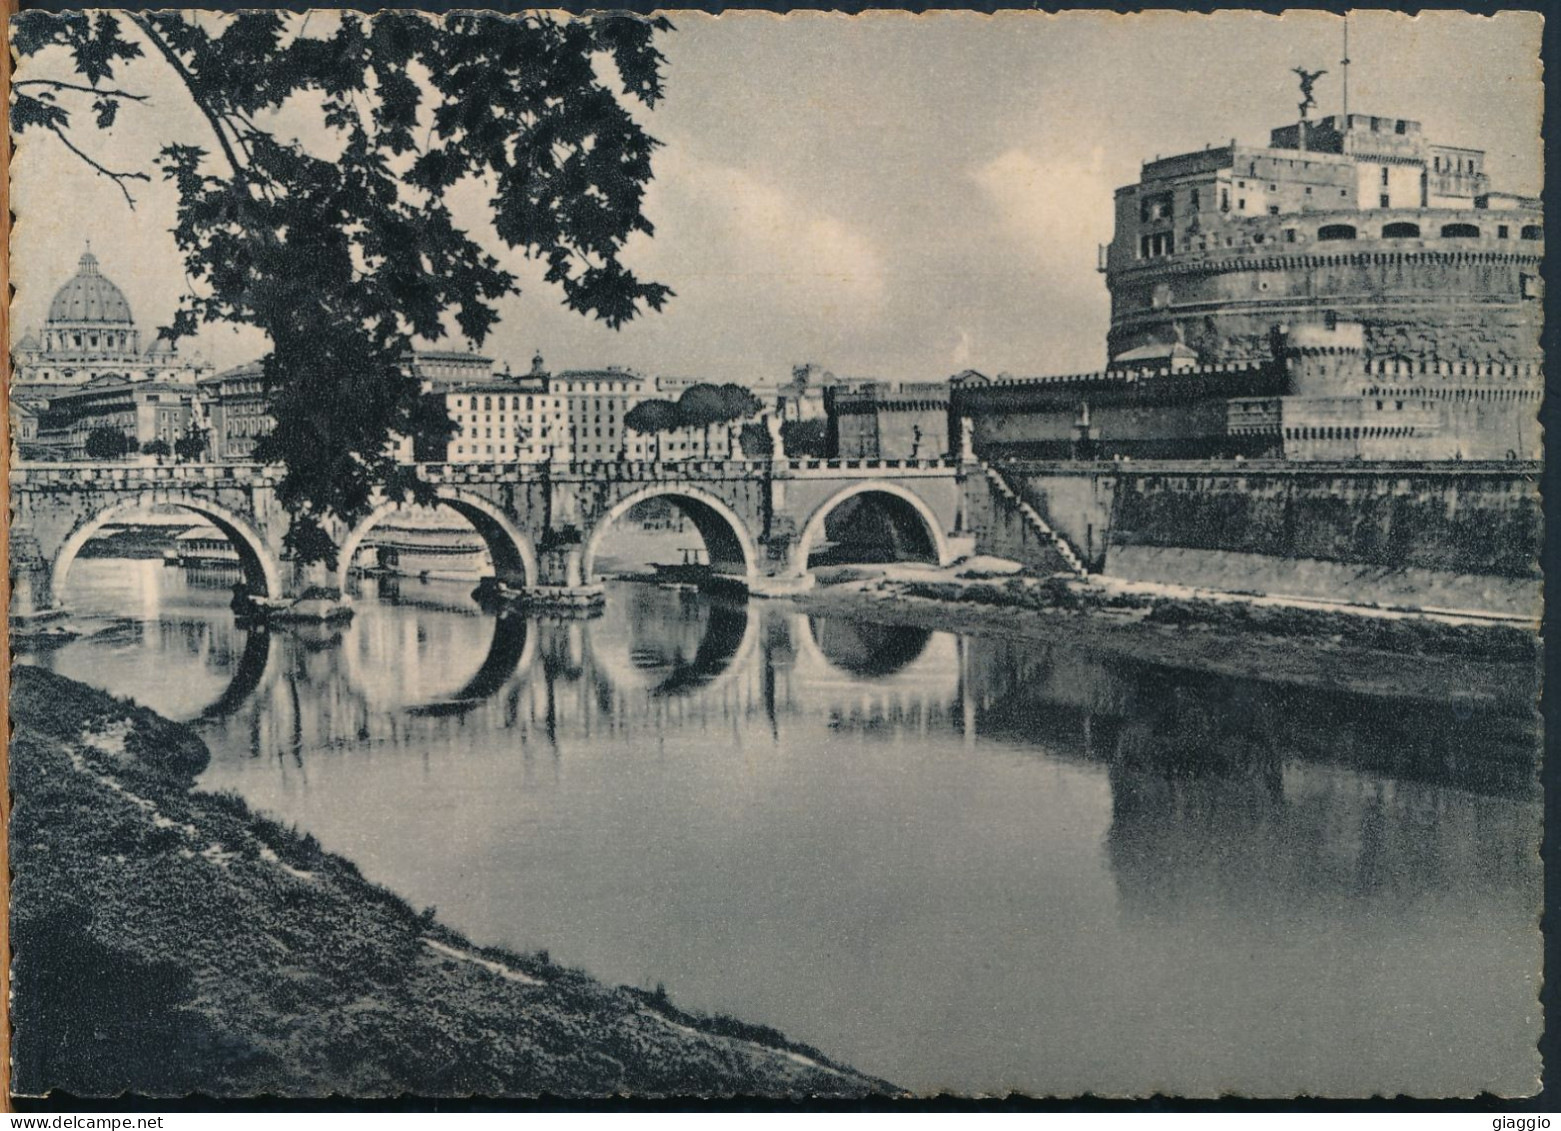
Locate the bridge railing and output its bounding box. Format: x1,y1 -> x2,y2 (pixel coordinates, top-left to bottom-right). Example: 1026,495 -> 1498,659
13,454 -> 966,489
779,457 -> 959,474
990,457 -> 1543,477
12,461 -> 275,486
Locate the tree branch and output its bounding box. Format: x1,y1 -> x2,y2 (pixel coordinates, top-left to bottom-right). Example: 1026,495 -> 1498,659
126,13 -> 247,183
46,123 -> 150,208
14,79 -> 149,102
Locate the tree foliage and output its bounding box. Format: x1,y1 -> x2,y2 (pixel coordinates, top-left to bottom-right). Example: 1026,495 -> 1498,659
142,439 -> 171,457
781,419 -> 830,459
675,383 -> 760,428
83,426 -> 136,459
623,398 -> 682,436
174,428 -> 209,462
738,422 -> 771,458
15,10 -> 675,566
624,397 -> 681,459
624,384 -> 765,457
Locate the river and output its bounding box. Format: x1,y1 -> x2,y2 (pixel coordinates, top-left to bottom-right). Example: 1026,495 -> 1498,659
21,556 -> 1542,1097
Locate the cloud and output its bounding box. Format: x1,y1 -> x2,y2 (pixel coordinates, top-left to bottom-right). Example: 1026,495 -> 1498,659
971,145 -> 1115,262
650,148 -> 888,320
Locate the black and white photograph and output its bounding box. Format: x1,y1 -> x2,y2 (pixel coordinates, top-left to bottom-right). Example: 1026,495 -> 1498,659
4,7 -> 1545,1101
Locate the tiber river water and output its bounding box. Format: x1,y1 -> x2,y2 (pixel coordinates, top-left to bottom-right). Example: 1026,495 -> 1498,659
23,555 -> 1542,1097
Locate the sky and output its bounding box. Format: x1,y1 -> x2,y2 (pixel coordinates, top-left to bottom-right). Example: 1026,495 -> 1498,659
11,9 -> 1544,386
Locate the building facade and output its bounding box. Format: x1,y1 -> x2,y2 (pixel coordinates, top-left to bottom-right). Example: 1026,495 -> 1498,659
35,381 -> 201,459
199,364 -> 269,462
428,361 -> 746,465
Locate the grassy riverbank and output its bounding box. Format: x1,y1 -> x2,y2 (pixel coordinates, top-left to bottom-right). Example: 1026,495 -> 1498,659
9,665 -> 891,1099
794,570 -> 1539,709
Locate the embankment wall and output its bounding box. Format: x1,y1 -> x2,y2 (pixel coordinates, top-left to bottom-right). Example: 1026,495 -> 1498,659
973,461 -> 1540,615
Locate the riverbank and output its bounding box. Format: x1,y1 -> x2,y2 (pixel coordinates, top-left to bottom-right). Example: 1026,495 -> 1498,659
9,665 -> 892,1099
791,567 -> 1539,709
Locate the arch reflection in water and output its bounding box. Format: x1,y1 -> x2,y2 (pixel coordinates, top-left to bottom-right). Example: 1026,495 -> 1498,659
592,586 -> 757,698
197,627 -> 276,722
406,613 -> 533,717
29,559 -> 276,722
804,617 -> 932,679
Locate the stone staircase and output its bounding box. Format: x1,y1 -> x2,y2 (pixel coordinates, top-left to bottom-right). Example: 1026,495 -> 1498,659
979,461 -> 1087,575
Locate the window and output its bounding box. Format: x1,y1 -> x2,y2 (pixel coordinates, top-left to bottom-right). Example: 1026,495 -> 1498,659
1238,198 -> 1246,210
1139,192 -> 1173,223
1379,194 -> 1390,209
1395,120 -> 1406,135
1220,189 -> 1230,212
1317,224 -> 1357,241
1189,188 -> 1200,211
1521,224 -> 1544,240
1268,205 -> 1280,216
1498,225 -> 1510,239
1441,223 -> 1481,238
1382,221 -> 1420,239
1381,167 -> 1390,186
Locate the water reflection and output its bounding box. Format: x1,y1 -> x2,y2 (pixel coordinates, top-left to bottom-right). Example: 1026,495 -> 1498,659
22,561 -> 1541,1096
806,617 -> 931,679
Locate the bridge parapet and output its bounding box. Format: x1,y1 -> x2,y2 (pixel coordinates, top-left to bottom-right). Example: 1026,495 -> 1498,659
991,457 -> 1542,478
16,455 -> 968,486
776,457 -> 960,477
14,461 -> 277,488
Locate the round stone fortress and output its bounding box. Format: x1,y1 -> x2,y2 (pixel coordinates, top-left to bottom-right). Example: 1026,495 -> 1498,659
1103,113 -> 1543,366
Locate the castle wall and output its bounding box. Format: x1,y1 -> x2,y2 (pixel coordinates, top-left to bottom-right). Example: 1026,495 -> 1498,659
1107,214 -> 1543,365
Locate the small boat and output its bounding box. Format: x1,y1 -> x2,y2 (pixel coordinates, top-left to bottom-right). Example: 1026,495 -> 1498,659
650,547 -> 714,586
472,577 -> 606,615
12,625 -> 80,652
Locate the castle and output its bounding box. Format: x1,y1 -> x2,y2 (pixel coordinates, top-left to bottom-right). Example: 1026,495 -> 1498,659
846,108 -> 1543,464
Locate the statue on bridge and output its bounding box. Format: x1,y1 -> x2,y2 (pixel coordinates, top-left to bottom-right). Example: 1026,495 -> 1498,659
956,417 -> 976,463
765,413 -> 785,459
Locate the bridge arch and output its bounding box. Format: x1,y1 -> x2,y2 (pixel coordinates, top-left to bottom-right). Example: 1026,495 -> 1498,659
794,480 -> 951,574
52,495 -> 282,607
336,490 -> 539,594
585,593 -> 760,698
582,485 -> 761,584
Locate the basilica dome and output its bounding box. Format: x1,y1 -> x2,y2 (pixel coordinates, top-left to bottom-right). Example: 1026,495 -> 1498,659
47,249 -> 133,325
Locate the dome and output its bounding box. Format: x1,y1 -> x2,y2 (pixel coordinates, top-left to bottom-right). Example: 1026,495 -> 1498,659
47,249 -> 133,326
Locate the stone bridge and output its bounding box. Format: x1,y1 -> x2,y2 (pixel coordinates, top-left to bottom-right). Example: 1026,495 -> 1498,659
10,456 -> 974,615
